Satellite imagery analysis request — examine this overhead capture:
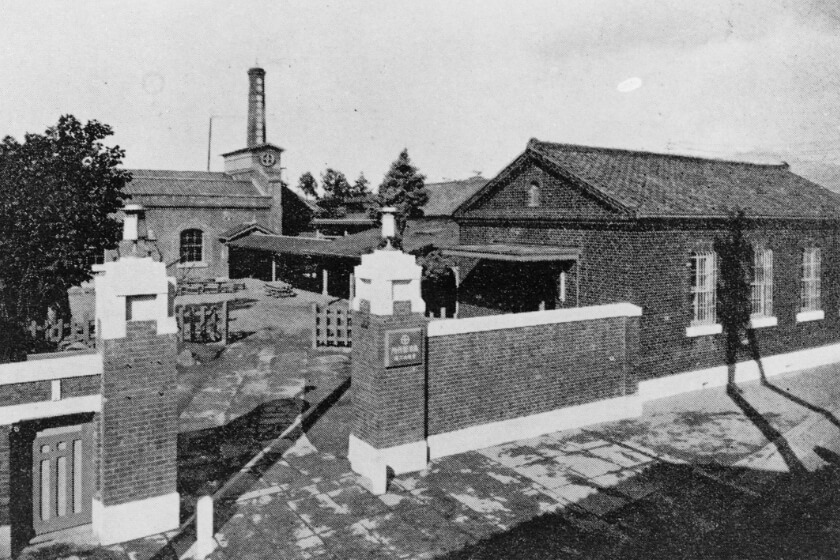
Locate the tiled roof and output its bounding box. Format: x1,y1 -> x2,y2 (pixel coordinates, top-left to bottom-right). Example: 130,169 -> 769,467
126,169 -> 268,199
218,222 -> 275,242
228,234 -> 345,258
466,140 -> 840,220
423,177 -> 488,217
229,219 -> 458,260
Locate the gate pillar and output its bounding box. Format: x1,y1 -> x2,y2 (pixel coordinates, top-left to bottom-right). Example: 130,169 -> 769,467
91,206 -> 180,544
348,209 -> 428,494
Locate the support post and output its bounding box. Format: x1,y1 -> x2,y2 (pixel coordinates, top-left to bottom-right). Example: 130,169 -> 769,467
348,207 -> 429,495
91,228 -> 180,545
194,495 -> 216,559
322,268 -> 329,296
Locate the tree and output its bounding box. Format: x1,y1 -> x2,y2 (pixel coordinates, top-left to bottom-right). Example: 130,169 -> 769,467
0,115 -> 130,361
374,149 -> 428,238
350,172 -> 370,197
714,210 -> 754,388
320,168 -> 352,199
297,171 -> 319,200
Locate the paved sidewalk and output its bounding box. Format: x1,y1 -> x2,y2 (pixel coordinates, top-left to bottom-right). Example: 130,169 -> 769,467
94,361 -> 840,560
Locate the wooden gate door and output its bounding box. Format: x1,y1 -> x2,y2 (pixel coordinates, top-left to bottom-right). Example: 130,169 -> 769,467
32,423 -> 93,535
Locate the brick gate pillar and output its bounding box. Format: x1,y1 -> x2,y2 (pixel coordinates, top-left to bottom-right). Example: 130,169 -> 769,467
91,206 -> 180,545
348,209 -> 428,494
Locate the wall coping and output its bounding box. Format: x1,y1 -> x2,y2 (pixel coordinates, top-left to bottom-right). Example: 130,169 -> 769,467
427,302 -> 642,337
0,352 -> 103,385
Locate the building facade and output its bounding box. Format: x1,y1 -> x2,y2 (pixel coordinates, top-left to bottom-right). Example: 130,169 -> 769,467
123,67 -> 313,280
449,139 -> 840,383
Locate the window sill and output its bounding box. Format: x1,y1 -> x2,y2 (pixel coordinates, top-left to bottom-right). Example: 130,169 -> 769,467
796,310 -> 824,323
749,316 -> 778,329
177,261 -> 208,269
686,323 -> 722,337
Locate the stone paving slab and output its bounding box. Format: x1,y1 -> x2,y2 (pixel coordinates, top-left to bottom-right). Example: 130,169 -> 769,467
86,364 -> 840,560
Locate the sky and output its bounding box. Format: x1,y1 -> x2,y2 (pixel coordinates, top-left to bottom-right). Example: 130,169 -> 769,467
3,0 -> 840,187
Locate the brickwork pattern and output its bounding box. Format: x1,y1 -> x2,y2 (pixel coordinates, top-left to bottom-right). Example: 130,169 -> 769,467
459,220 -> 840,381
61,375 -> 101,398
99,321 -> 177,505
0,426 -> 9,526
351,312 -> 428,449
468,159 -> 616,220
0,382 -> 51,406
426,316 -> 635,436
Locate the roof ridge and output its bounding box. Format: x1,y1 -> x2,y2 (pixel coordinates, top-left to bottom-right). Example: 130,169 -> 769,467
528,138 -> 789,169
126,169 -> 252,182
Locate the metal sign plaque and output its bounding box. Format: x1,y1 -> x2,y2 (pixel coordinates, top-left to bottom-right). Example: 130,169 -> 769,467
384,328 -> 424,368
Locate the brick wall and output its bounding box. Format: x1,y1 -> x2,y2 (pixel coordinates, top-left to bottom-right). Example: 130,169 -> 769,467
426,314 -> 638,436
144,206 -> 272,278
0,426 -> 9,527
62,375 -> 102,398
99,321 -> 177,505
351,312 -> 428,449
0,383 -> 50,406
458,220 -> 840,381
468,161 -> 615,221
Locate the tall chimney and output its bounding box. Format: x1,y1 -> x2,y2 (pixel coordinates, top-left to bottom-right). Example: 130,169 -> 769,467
247,67 -> 266,147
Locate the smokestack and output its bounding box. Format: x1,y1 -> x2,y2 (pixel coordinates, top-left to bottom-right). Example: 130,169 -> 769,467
247,67 -> 266,147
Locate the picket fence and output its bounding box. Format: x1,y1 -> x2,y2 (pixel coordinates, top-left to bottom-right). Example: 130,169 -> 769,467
312,302 -> 352,349
28,301 -> 231,350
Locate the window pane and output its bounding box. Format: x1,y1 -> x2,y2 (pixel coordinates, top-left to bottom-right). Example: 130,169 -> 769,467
691,252 -> 716,325
180,229 -> 203,263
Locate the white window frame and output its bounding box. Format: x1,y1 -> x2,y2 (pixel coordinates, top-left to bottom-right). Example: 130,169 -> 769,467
798,247 -> 823,322
687,251 -> 721,337
750,248 -> 776,328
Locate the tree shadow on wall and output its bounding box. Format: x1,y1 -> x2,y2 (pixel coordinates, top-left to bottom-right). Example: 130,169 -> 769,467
714,211 -> 840,475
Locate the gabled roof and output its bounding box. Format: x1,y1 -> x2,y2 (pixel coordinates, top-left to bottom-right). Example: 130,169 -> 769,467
126,169 -> 271,208
423,176 -> 488,217
218,222 -> 275,243
458,140 -> 840,220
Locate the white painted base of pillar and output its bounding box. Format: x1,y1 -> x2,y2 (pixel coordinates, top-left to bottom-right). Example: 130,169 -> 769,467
92,491 -> 180,546
638,342 -> 840,402
0,525 -> 9,560
348,435 -> 427,495
427,395 -> 643,460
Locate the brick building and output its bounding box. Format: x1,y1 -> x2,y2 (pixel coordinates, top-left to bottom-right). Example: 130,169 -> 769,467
124,67 -> 313,280
447,139 -> 840,384
229,176 -> 487,305
347,145 -> 840,492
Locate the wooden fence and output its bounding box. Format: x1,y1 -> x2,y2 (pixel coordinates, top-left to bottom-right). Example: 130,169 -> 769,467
312,302 -> 352,349
27,301 -> 232,351
28,314 -> 96,349
176,301 -> 229,344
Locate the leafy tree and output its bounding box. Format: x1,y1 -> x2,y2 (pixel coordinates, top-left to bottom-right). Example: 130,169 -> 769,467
297,171 -> 319,200
320,168 -> 352,199
374,149 -> 428,238
0,115 -> 130,361
350,172 -> 370,197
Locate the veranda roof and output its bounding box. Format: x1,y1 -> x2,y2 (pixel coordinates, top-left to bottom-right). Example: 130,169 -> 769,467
442,244 -> 580,262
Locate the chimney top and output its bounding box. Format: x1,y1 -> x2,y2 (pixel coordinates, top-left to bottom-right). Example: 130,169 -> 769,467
247,67 -> 267,148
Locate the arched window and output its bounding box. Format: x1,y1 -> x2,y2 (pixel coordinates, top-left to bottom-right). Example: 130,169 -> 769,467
527,183 -> 541,207
180,229 -> 204,263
